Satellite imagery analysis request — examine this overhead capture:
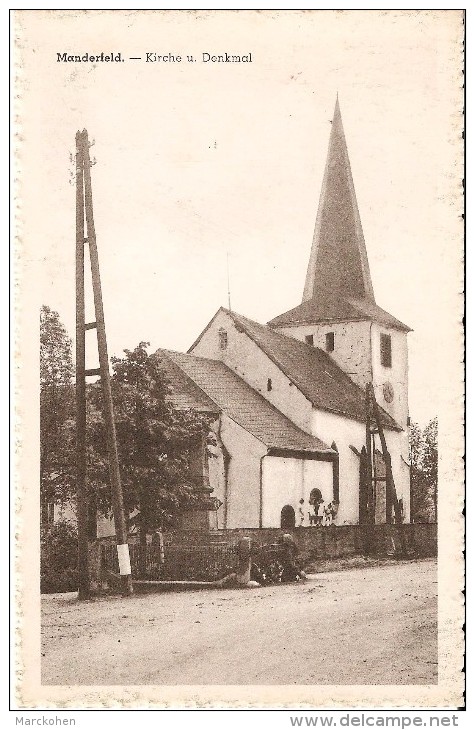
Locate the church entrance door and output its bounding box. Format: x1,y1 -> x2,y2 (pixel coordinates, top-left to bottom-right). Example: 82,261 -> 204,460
280,505 -> 296,529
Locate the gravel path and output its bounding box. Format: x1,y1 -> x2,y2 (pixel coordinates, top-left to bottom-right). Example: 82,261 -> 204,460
41,558 -> 437,686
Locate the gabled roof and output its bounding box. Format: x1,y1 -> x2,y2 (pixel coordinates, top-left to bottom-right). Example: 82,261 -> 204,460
268,296 -> 411,332
302,97 -> 375,304
155,348 -> 334,454
225,310 -> 401,430
154,351 -> 219,413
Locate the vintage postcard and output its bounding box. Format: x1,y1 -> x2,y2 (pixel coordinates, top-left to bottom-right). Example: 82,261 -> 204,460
14,9 -> 464,710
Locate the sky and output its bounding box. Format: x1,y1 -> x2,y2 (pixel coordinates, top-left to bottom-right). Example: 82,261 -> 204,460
18,9 -> 463,426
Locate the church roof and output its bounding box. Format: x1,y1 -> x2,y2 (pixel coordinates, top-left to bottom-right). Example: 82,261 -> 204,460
154,350 -> 219,413
225,310 -> 401,430
154,348 -> 334,455
268,296 -> 411,332
270,98 -> 410,333
302,96 -> 374,304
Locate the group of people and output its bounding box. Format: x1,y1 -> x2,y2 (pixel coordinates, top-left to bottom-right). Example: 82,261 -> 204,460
298,496 -> 338,527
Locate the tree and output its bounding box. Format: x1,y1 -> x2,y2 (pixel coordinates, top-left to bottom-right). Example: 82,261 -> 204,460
40,306 -> 75,514
41,519 -> 78,593
40,318 -> 212,540
410,417 -> 438,522
87,342 -> 212,544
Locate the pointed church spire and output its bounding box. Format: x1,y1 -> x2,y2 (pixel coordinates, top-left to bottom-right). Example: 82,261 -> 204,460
302,97 -> 375,303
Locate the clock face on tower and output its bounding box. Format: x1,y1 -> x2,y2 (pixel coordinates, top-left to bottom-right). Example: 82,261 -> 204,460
383,381 -> 394,403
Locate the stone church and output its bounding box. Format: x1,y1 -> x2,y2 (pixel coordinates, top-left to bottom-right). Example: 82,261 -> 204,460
150,97 -> 412,530
95,98 -> 411,538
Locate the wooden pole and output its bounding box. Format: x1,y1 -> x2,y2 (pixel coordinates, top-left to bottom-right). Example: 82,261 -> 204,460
385,448 -> 394,525
79,129 -> 133,595
75,131 -> 90,600
359,446 -> 366,524
365,385 -> 375,525
368,384 -> 407,556
331,442 -> 340,504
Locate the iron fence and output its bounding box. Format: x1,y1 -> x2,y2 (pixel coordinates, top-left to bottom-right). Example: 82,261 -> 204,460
101,540 -> 238,582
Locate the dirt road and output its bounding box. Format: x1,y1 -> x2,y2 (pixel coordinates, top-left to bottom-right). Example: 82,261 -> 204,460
41,559 -> 437,685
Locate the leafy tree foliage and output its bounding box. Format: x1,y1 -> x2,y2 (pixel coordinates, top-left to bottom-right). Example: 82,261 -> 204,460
87,342 -> 212,535
40,313 -> 213,589
410,418 -> 438,522
40,307 -> 209,536
40,519 -> 78,593
40,306 -> 75,509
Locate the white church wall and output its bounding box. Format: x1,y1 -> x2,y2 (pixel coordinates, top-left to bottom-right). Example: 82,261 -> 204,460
190,310 -> 411,527
261,456 -> 333,528
261,456 -> 300,528
219,413 -> 267,528
275,320 -> 372,391
191,309 -> 315,433
310,409 -> 365,525
310,409 -> 411,525
303,459 -> 334,517
97,413 -> 268,534
190,309 -> 229,361
370,323 -> 409,431
376,429 -> 411,523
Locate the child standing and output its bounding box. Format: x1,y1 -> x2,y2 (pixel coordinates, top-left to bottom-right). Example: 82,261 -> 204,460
298,498 -> 305,526
316,498 -> 325,526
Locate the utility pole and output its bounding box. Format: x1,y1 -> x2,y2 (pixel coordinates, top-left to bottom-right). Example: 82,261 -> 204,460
75,129 -> 133,597
368,383 -> 407,557
75,132 -> 89,600
365,384 -> 374,526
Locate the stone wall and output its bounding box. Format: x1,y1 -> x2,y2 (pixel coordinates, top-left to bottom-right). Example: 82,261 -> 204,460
89,523 -> 437,585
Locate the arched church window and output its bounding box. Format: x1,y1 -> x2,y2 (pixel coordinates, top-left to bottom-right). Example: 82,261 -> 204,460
267,378 -> 272,391
218,328 -> 228,350
309,488 -> 322,506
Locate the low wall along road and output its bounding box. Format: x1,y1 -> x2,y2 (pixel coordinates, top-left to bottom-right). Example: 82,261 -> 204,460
89,523 -> 437,588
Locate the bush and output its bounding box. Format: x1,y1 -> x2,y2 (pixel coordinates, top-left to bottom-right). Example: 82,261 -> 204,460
41,519 -> 78,593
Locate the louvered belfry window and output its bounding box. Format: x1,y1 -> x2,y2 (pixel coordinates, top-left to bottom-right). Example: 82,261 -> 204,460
380,333 -> 392,367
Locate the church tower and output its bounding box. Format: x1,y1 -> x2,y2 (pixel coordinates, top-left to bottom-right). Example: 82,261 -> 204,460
268,98 -> 411,430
